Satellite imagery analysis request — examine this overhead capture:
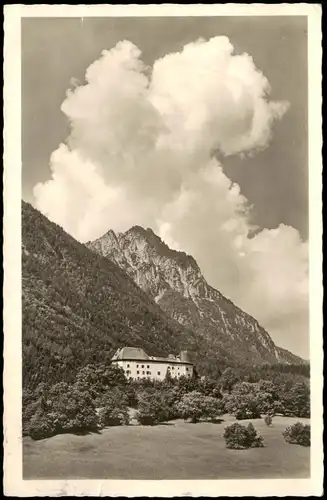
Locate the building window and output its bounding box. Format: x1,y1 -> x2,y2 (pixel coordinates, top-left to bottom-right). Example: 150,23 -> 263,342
136,364 -> 139,368
141,365 -> 144,368
172,366 -> 175,370
146,371 -> 151,375
137,370 -> 139,374
142,371 -> 145,375
157,371 -> 161,375
127,364 -> 130,368
126,370 -> 130,375
186,367 -> 189,371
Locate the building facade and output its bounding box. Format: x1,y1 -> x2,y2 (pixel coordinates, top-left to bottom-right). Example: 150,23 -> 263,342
111,347 -> 194,382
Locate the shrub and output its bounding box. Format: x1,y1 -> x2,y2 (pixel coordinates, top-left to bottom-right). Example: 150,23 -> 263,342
223,422 -> 264,449
283,422 -> 310,446
264,414 -> 273,426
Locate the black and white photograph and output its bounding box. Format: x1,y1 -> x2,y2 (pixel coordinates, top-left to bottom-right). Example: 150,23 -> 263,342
3,4 -> 323,497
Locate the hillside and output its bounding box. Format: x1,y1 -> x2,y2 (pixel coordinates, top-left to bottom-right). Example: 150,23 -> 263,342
87,226 -> 305,368
22,202 -> 200,389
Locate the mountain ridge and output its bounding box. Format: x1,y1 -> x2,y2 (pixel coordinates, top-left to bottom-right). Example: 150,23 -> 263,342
87,225 -> 305,366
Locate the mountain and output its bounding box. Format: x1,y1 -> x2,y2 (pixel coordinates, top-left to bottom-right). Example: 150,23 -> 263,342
87,226 -> 305,368
22,202 -> 200,389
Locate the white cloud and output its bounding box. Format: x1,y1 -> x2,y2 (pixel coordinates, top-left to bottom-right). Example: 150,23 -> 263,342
33,36 -> 308,357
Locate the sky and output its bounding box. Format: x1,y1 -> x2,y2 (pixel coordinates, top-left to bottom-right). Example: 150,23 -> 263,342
22,16 -> 309,358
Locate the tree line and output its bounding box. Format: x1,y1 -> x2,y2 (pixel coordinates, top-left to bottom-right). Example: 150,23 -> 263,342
23,362 -> 310,440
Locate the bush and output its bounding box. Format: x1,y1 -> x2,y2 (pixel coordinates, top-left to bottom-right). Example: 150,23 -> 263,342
223,422 -> 264,449
283,422 -> 310,446
264,414 -> 273,426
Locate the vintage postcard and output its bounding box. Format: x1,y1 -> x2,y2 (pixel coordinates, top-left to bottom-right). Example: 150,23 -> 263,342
3,4 -> 323,497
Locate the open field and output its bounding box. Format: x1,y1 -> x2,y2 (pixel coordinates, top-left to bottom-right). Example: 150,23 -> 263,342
23,415 -> 310,479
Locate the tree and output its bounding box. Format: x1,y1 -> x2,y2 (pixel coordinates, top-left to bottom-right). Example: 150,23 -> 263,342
255,380 -> 279,413
281,382 -> 310,418
136,389 -> 168,425
223,382 -> 261,419
98,388 -> 130,427
219,367 -> 239,393
164,368 -> 174,385
176,391 -> 223,423
198,378 -> 223,399
74,363 -> 127,401
29,383 -> 98,439
175,374 -> 200,396
29,410 -> 55,440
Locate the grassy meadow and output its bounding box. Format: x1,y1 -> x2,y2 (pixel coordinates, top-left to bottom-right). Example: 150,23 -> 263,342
23,415 -> 310,480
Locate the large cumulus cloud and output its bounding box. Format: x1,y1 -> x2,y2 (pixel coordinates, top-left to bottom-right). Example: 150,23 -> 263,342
33,37 -> 308,357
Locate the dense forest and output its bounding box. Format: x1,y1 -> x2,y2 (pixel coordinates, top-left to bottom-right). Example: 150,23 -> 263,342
22,201 -> 201,390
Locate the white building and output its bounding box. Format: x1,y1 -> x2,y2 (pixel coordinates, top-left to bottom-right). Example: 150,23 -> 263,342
111,347 -> 194,382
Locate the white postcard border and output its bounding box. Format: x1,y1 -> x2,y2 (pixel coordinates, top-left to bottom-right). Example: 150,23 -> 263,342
3,4 -> 323,497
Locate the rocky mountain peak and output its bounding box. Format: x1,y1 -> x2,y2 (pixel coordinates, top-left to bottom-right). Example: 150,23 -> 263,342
119,225 -> 200,271
89,225 -> 204,302
87,225 -> 304,366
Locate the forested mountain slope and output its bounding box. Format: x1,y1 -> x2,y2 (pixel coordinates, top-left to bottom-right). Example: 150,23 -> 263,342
22,202 -> 199,389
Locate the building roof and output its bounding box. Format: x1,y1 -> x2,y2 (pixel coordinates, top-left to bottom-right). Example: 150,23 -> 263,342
111,347 -> 193,365
112,347 -> 150,361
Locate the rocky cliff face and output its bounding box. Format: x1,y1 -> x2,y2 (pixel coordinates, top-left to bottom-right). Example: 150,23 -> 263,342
87,226 -> 304,366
